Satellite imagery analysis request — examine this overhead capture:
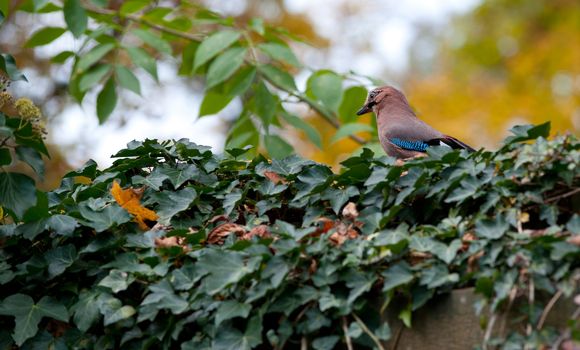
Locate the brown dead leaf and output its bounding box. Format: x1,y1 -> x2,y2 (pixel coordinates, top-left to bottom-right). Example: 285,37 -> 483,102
264,170 -> 287,184
155,236 -> 190,252
207,223 -> 246,244
46,319 -> 70,338
208,215 -> 230,224
329,232 -> 347,245
311,217 -> 336,237
461,231 -> 477,251
467,251 -> 484,273
241,225 -> 271,240
567,235 -> 580,247
309,259 -> 318,274
342,202 -> 359,221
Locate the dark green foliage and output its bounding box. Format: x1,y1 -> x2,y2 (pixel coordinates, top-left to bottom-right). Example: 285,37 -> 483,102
0,123 -> 579,348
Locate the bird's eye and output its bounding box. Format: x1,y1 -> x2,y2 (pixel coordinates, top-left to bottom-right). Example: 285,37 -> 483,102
369,91 -> 378,99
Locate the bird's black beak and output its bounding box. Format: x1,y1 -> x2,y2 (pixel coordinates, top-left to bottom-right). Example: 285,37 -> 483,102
356,103 -> 372,116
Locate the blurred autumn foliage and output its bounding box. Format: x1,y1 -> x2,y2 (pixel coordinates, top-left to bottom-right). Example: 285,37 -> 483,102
406,0 -> 580,149
304,0 -> 580,166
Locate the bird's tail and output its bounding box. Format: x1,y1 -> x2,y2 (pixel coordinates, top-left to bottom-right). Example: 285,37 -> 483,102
429,136 -> 476,152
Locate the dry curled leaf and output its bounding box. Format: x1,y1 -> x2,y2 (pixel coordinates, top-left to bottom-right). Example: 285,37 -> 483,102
567,235 -> 580,247
467,250 -> 484,273
207,223 -> 246,245
241,225 -> 271,240
263,170 -> 287,184
155,236 -> 190,252
312,217 -> 335,237
342,202 -> 359,221
461,231 -> 477,251
111,181 -> 158,230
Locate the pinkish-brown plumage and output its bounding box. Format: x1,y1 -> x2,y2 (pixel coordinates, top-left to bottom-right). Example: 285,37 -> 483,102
357,85 -> 475,158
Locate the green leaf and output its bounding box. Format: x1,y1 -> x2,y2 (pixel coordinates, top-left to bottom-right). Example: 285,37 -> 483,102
96,77 -> 117,123
156,164 -> 199,188
76,43 -> 115,72
119,0 -> 149,15
46,214 -> 78,236
44,244 -> 77,278
132,28 -> 172,55
115,66 -> 141,95
78,204 -> 131,232
215,300 -> 251,326
307,70 -> 343,112
567,214 -> 580,234
72,290 -> 101,332
24,27 -> 66,47
264,135 -> 293,159
0,172 -> 37,219
431,239 -> 462,264
15,146 -> 44,177
199,90 -> 234,117
51,50 -> 75,63
198,250 -> 258,295
148,187 -> 197,224
330,123 -> 373,144
338,86 -> 368,123
0,54 -> 27,81
126,46 -> 158,80
312,336 -> 339,350
259,64 -> 296,91
78,64 -> 112,92
224,66 -> 256,96
98,269 -> 135,293
504,121 -> 551,144
381,262 -> 414,292
206,47 -> 246,88
475,215 -> 509,240
0,294 -> 68,346
281,112 -> 322,149
63,0 -> 87,38
0,148 -> 11,166
257,42 -> 301,67
194,30 -> 241,71
253,82 -> 276,125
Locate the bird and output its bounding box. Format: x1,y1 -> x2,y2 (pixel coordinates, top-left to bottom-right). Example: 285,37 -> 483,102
356,85 -> 475,159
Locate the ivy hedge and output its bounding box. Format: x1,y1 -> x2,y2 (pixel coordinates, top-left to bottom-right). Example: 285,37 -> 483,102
0,121 -> 579,349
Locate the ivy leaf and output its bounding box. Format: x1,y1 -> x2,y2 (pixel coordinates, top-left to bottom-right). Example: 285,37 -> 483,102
0,172 -> 37,219
98,269 -> 135,293
97,293 -> 136,326
0,294 -> 68,346
148,187 -> 197,223
504,121 -> 551,144
475,215 -> 509,240
78,204 -> 131,232
194,30 -> 241,71
197,250 -> 258,295
381,262 -> 414,292
431,239 -> 462,264
215,300 -> 252,326
15,146 -> 45,178
63,0 -> 87,38
72,290 -> 101,332
44,244 -> 77,278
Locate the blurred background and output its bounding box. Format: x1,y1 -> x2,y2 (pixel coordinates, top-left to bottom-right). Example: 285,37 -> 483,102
1,0 -> 579,188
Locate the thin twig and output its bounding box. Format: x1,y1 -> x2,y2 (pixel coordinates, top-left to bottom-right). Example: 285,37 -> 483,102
544,188 -> 580,203
342,316 -> 354,350
300,337 -> 307,350
482,312 -> 497,350
352,313 -> 385,350
390,323 -> 404,350
537,289 -> 563,330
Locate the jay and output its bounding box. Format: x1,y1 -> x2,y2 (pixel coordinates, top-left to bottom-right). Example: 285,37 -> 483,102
357,86 -> 475,159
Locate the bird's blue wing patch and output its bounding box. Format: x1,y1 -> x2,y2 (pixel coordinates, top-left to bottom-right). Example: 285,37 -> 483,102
389,138 -> 429,152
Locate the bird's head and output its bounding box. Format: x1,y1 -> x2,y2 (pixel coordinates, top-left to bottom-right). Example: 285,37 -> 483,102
356,85 -> 408,116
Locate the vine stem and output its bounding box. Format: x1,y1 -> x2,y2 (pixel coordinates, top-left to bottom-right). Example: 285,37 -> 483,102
82,1 -> 368,146
536,289 -> 562,330
342,316 -> 354,350
352,313 -> 385,350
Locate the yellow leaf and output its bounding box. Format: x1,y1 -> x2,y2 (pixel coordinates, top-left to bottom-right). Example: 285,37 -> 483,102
111,181 -> 158,230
